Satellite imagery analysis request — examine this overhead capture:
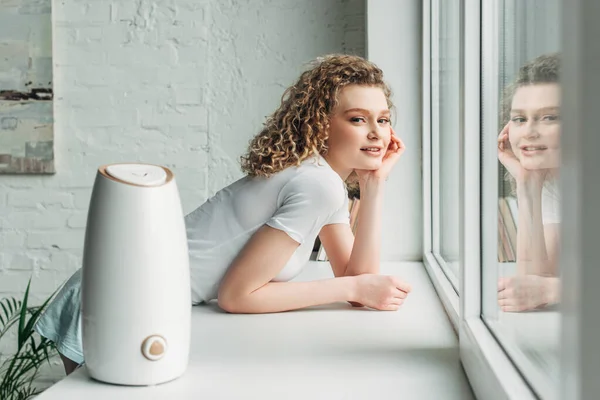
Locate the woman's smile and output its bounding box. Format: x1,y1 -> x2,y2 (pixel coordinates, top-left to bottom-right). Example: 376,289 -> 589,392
360,146 -> 383,157
520,144 -> 548,157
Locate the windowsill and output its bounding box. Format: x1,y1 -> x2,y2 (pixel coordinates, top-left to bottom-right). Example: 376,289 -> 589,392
486,262 -> 560,398
423,253 -> 459,329
36,262 -> 474,399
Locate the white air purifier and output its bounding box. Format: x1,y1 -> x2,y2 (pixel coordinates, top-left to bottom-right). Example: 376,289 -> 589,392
81,163 -> 191,386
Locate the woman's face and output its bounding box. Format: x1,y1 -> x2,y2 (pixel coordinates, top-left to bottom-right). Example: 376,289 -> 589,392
325,85 -> 391,179
509,83 -> 561,170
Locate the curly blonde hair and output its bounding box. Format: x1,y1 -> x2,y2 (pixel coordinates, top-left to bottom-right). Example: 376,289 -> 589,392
240,54 -> 393,179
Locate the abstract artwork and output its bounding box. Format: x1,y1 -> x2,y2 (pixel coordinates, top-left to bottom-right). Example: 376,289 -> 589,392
0,0 -> 54,174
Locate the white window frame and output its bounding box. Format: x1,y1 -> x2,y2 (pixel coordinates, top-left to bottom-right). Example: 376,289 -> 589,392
421,0 -> 600,398
478,2 -> 562,397
458,0 -> 538,398
559,0 -> 600,398
424,0 -> 555,398
429,0 -> 460,293
422,0 -> 460,330
457,0 -> 600,399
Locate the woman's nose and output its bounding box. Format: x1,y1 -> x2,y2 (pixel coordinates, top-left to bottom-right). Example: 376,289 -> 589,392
524,120 -> 541,139
367,126 -> 381,140
367,123 -> 389,141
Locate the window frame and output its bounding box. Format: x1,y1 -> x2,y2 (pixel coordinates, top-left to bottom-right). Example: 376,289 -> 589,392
425,0 -> 599,398
458,0 -> 538,398
424,0 -> 542,398
429,0 -> 461,293
559,0 -> 600,398
478,1 -> 561,387
422,0 -> 460,330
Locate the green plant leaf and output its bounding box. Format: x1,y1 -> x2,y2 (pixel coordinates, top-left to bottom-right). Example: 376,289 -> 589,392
17,279 -> 32,349
21,292 -> 58,350
0,297 -> 21,338
0,277 -> 60,400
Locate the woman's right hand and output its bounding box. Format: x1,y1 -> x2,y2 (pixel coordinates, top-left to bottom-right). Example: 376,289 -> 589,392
497,123 -> 548,187
353,274 -> 411,311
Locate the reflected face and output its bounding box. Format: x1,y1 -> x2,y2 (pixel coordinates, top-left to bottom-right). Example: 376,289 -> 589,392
326,85 -> 391,177
509,83 -> 561,170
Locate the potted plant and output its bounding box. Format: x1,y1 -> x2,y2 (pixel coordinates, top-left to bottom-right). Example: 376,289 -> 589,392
0,278 -> 58,400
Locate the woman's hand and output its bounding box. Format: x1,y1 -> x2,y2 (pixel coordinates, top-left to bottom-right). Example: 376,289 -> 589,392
497,123 -> 548,188
352,274 -> 412,311
497,275 -> 560,312
356,127 -> 405,185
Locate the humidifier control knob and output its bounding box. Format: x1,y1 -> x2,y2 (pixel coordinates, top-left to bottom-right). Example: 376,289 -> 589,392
141,335 -> 167,361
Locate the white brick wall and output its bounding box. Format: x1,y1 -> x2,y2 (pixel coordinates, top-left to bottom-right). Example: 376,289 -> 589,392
0,0 -> 364,386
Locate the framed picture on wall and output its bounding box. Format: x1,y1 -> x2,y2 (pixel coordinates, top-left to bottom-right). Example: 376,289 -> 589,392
0,0 -> 54,174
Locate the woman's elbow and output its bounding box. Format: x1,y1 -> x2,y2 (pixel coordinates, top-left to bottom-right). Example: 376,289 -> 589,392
217,288 -> 250,314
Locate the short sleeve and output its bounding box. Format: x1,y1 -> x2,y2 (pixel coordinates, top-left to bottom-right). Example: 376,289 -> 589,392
266,173 -> 345,244
326,190 -> 350,225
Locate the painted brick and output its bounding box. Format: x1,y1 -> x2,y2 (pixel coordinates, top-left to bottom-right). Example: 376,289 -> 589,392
32,269 -> 64,294
67,212 -> 88,229
176,3 -> 207,24
174,43 -> 209,65
81,2 -> 111,23
42,251 -> 81,272
112,1 -> 139,22
141,106 -> 208,130
8,253 -> 35,271
0,231 -> 26,248
72,189 -> 93,210
59,45 -> 107,66
68,107 -> 140,129
7,211 -> 69,230
27,231 -> 85,251
173,86 -> 205,106
107,45 -> 178,67
0,270 -> 32,294
7,191 -> 74,209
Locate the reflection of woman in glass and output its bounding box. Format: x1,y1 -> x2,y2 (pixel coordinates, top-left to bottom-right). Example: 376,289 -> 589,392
497,53 -> 561,312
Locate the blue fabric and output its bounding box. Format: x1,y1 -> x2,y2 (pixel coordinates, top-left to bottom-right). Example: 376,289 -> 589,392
35,269 -> 84,365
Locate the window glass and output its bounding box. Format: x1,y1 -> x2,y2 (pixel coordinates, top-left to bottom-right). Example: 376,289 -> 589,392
481,1 -> 561,397
431,0 -> 460,289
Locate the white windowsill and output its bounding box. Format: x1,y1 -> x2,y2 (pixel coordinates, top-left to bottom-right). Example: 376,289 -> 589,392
424,253 -> 459,330
36,262 -> 474,400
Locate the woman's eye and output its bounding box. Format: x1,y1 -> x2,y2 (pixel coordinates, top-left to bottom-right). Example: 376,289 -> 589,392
378,118 -> 390,125
541,114 -> 560,122
350,117 -> 366,123
511,116 -> 526,124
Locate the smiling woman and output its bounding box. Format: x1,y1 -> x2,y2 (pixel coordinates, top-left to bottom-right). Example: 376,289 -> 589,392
34,54 -> 411,376
326,85 -> 396,176
497,54 -> 561,281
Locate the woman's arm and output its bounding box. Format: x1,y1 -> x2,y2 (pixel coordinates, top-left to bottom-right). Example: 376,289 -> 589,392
515,182 -> 554,276
217,225 -> 409,314
319,180 -> 385,277
497,183 -> 561,312
321,129 -> 404,278
515,182 -> 548,274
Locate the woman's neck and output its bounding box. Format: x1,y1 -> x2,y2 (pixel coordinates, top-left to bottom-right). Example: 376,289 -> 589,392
321,154 -> 352,181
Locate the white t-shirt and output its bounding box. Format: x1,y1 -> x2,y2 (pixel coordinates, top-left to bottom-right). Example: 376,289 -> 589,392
542,179 -> 561,224
185,155 -> 350,303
